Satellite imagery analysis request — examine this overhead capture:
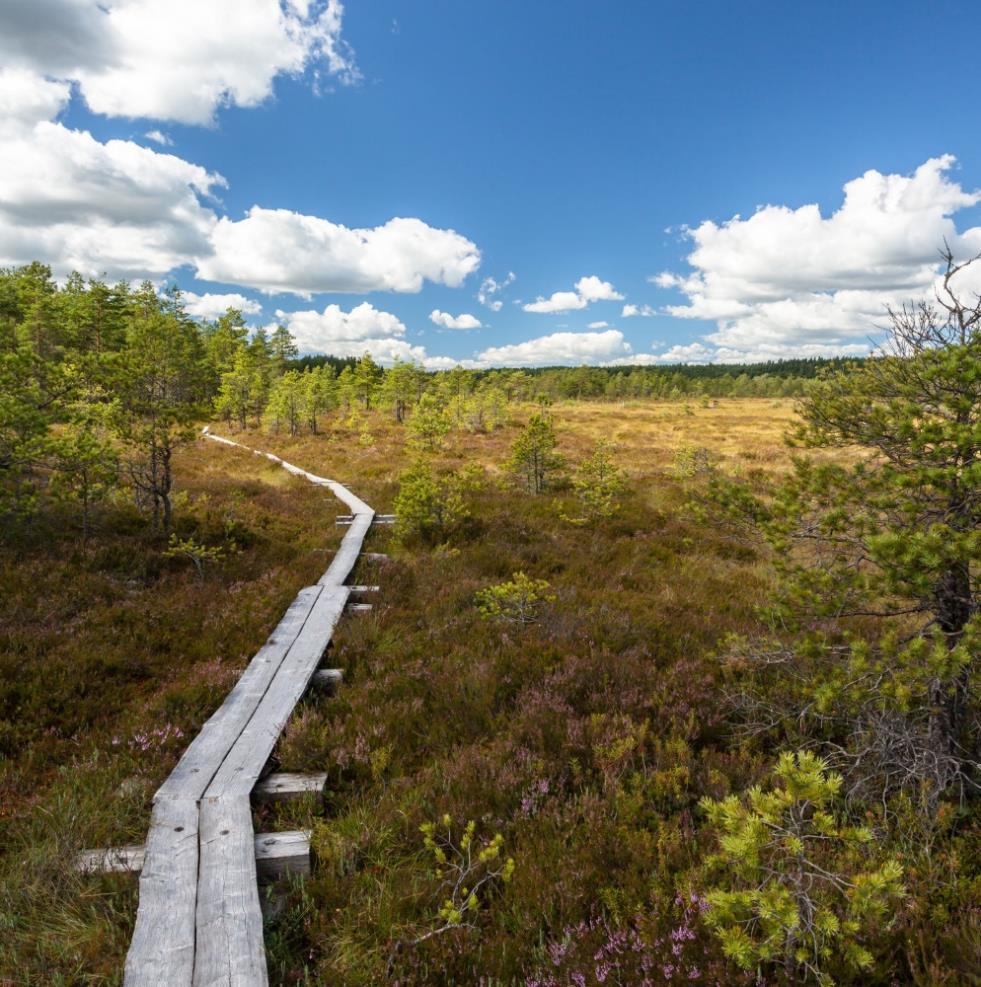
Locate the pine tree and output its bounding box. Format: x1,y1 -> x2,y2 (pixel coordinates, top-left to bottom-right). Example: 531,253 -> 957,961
301,365 -> 337,434
406,392 -> 451,452
113,285 -> 207,533
270,324 -> 298,375
202,307 -> 249,387
352,352 -> 382,411
379,359 -> 424,423
215,348 -> 263,430
265,370 -> 304,436
507,412 -> 562,494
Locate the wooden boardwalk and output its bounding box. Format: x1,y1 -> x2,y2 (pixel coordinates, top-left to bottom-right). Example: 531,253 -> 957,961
123,431 -> 379,987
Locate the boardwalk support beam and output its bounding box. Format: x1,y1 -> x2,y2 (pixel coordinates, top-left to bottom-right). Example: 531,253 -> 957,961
77,831 -> 312,883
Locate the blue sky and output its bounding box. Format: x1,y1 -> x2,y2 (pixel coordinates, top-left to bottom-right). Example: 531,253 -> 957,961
3,0 -> 981,366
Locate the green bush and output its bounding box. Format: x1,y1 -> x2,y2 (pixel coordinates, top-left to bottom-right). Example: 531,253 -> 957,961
475,571 -> 556,625
563,440 -> 626,523
700,750 -> 904,984
393,459 -> 479,545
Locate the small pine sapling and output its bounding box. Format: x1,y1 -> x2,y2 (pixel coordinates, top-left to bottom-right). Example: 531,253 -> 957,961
562,440 -> 626,523
475,571 -> 556,625
393,459 -> 480,545
406,392 -> 452,453
411,814 -> 515,945
163,533 -> 227,581
699,750 -> 904,985
507,412 -> 562,494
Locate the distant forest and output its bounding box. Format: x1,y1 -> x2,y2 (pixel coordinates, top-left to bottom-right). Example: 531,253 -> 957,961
293,352 -> 859,399
0,260 -> 853,535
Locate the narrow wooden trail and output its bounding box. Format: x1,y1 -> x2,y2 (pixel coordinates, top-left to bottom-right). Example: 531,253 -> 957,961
123,431 -> 380,987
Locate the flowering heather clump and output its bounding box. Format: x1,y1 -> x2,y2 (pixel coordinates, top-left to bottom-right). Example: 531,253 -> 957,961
113,722 -> 185,755
519,777 -> 552,818
525,896 -> 728,987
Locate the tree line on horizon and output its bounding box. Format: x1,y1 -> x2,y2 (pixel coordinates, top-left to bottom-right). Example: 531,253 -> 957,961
0,261 -> 837,538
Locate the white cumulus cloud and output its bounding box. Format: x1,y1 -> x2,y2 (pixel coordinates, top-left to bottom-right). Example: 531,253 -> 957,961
574,275 -> 623,303
0,0 -> 359,125
587,320 -> 609,329
274,301 -> 442,365
0,70 -> 483,293
523,290 -> 586,314
0,68 -> 71,132
475,329 -> 631,367
199,209 -> 481,297
429,309 -> 482,330
654,155 -> 981,362
182,290 -> 262,319
0,70 -> 223,279
523,274 -> 623,313
0,11 -> 483,302
622,303 -> 655,317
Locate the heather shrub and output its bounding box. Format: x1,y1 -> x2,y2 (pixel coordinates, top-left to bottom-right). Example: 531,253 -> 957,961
525,895 -> 735,986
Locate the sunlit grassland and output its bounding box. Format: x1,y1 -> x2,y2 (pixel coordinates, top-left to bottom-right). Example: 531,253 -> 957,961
0,398 -> 841,984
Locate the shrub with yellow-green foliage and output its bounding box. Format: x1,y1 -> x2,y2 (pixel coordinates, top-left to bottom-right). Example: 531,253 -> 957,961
475,570 -> 556,625
411,815 -> 515,946
700,750 -> 905,985
392,459 -> 482,546
563,439 -> 626,523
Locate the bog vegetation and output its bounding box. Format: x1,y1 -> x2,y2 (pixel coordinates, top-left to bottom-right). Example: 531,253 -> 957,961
0,256 -> 977,985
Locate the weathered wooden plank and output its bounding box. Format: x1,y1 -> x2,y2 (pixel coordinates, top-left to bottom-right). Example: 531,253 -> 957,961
362,552 -> 389,562
205,585 -> 350,801
349,585 -> 380,593
124,795 -> 201,986
77,844 -> 146,874
336,513 -> 395,526
305,477 -> 373,516
252,772 -> 327,803
319,514 -> 373,587
194,799 -> 266,987
347,602 -> 373,612
254,830 -> 311,881
194,586 -> 351,983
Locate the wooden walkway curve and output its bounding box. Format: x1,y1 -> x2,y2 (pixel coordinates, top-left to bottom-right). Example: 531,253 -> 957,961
124,430 -> 378,987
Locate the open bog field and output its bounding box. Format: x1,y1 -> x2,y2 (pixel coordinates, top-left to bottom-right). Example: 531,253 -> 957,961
1,397 -> 974,986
